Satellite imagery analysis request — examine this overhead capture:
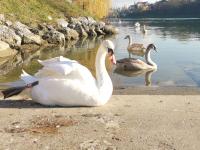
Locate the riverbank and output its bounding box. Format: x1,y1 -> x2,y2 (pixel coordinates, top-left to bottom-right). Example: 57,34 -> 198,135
0,92 -> 199,149
0,14 -> 118,75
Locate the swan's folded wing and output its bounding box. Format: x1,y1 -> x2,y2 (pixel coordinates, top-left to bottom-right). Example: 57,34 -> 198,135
38,56 -> 77,67
35,67 -> 68,77
36,56 -> 95,82
36,56 -> 80,76
117,58 -> 138,63
117,58 -> 147,70
21,70 -> 38,84
38,63 -> 74,76
35,61 -> 95,84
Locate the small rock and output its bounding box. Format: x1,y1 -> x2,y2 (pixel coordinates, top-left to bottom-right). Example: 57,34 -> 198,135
42,30 -> 65,46
0,40 -> 10,52
29,27 -> 40,35
46,25 -> 55,31
78,17 -> 89,25
87,16 -> 96,25
104,25 -> 119,34
0,25 -> 21,48
74,24 -> 88,37
13,21 -> 42,45
95,26 -> 105,35
69,17 -> 81,26
59,27 -> 79,40
5,20 -> 13,27
57,19 -> 69,30
88,25 -> 97,37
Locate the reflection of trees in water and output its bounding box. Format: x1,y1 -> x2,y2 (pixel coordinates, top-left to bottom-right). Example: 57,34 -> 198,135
0,36 -> 115,82
120,19 -> 200,41
150,20 -> 200,41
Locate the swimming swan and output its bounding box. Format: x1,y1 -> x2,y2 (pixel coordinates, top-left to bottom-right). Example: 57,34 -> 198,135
142,25 -> 147,34
2,40 -> 116,106
135,22 -> 140,28
125,35 -> 152,57
116,44 -> 157,70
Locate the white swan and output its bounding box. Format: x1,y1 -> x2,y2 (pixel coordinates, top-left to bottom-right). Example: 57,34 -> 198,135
135,22 -> 140,27
2,40 -> 116,106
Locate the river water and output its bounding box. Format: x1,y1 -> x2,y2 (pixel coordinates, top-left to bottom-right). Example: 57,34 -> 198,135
1,18 -> 200,88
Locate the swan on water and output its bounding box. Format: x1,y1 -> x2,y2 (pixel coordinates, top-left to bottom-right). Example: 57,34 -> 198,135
116,43 -> 157,70
142,25 -> 147,34
135,22 -> 140,27
125,35 -> 153,57
2,40 -> 116,107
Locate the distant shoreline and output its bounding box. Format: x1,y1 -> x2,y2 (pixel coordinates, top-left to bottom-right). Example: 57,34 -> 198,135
109,17 -> 200,21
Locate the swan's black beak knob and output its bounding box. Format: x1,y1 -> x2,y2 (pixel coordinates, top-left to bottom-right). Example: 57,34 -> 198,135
108,48 -> 116,65
108,48 -> 114,56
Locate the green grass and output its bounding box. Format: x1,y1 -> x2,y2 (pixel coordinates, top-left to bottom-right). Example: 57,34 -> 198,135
0,0 -> 93,24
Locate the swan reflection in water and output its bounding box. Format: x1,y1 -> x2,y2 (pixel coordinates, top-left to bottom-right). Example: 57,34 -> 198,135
114,68 -> 157,86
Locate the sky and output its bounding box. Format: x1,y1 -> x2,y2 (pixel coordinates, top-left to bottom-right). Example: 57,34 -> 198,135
112,0 -> 158,8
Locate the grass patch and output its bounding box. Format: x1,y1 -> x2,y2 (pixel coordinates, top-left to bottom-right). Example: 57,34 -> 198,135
0,0 -> 93,24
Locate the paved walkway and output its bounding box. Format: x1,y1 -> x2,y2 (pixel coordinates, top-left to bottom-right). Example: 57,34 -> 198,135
0,95 -> 199,149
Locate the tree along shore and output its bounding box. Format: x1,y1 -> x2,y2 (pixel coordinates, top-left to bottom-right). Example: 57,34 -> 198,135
111,0 -> 200,18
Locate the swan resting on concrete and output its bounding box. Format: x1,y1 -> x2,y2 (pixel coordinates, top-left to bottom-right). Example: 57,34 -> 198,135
2,40 -> 116,107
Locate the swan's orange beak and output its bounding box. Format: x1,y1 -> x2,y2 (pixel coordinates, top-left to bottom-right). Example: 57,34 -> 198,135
109,54 -> 116,65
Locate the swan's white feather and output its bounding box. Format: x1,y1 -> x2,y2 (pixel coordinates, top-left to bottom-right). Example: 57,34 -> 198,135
31,62 -> 99,106
21,70 -> 38,85
38,56 -> 77,67
43,64 -> 74,76
20,40 -> 114,106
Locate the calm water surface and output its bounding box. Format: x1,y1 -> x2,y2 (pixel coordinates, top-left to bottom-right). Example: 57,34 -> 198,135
1,19 -> 200,88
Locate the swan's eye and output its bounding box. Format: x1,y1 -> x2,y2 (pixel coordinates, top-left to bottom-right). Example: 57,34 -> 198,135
108,48 -> 114,55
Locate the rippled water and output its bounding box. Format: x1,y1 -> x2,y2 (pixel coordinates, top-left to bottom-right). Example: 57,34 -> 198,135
1,18 -> 200,88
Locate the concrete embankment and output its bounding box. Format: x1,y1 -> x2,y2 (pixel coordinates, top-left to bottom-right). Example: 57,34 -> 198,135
0,91 -> 199,149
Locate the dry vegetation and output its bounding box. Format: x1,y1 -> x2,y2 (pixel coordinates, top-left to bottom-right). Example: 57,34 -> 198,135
0,0 -> 88,23
0,0 -> 111,23
73,0 -> 111,18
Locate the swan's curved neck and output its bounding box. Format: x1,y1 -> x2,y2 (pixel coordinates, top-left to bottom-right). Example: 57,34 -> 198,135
145,49 -> 157,68
95,45 -> 113,103
127,36 -> 132,46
